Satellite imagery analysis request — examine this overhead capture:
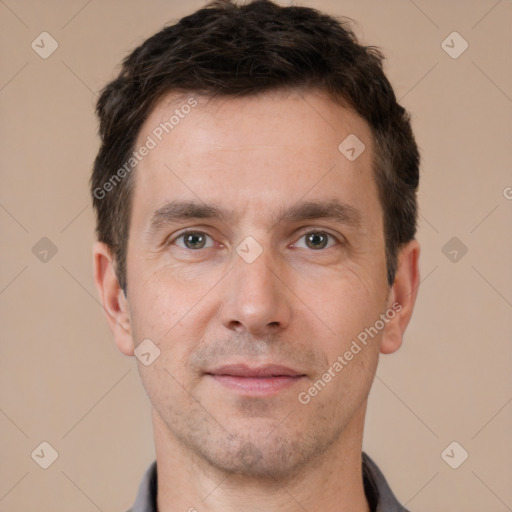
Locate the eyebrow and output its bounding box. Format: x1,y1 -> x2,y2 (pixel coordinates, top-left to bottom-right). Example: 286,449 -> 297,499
147,198 -> 364,234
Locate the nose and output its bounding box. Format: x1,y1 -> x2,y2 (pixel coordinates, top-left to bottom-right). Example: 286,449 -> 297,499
220,245 -> 292,336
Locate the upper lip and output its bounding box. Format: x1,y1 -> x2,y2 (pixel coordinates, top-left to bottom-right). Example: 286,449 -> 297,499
207,364 -> 305,378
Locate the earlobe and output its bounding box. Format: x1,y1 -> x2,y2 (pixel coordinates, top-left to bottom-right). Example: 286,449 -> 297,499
380,239 -> 421,355
92,241 -> 134,356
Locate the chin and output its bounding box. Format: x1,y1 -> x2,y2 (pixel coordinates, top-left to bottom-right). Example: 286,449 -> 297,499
195,426 -> 326,481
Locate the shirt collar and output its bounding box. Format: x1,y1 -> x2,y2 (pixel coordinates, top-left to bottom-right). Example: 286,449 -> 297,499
128,452 -> 409,512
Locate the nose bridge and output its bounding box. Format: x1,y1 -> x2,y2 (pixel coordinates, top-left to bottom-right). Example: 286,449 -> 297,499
233,237 -> 280,302
237,243 -> 276,292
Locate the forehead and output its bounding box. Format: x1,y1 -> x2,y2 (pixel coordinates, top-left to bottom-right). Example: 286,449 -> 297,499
141,88 -> 371,155
130,88 -> 380,231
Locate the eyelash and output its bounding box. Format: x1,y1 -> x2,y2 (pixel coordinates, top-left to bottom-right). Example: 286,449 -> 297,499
168,229 -> 343,251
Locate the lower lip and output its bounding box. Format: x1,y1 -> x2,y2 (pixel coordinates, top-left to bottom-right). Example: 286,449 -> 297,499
209,374 -> 305,395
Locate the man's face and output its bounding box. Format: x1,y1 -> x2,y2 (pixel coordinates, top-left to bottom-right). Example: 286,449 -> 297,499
123,89 -> 392,478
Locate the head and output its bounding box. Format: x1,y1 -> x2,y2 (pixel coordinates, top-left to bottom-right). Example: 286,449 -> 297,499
92,0 -> 420,480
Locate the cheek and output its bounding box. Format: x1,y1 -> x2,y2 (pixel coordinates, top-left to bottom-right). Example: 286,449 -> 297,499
130,276 -> 202,415
128,264 -> 205,337
294,269 -> 385,407
127,267 -> 218,378
297,265 -> 385,346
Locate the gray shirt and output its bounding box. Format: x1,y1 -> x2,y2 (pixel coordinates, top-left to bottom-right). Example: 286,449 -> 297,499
128,451 -> 409,512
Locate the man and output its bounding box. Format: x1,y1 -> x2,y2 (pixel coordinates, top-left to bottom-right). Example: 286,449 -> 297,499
91,1 -> 421,511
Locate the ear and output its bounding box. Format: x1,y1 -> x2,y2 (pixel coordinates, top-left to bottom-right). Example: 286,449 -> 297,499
92,241 -> 134,356
380,239 -> 420,354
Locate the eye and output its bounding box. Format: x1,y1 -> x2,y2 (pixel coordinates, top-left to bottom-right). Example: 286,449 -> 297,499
293,230 -> 340,250
172,231 -> 215,250
168,229 -> 340,251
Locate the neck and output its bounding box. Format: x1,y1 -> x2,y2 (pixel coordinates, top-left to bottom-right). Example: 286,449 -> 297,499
153,404 -> 371,512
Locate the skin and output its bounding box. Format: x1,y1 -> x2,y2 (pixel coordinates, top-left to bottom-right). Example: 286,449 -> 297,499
93,88 -> 420,512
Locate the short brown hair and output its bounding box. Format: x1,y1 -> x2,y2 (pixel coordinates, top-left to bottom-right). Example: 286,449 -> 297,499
91,0 -> 419,294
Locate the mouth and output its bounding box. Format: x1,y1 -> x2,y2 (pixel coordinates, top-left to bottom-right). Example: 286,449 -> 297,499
205,364 -> 307,395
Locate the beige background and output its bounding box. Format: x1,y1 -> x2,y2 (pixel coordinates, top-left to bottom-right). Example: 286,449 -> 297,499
1,0 -> 511,511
